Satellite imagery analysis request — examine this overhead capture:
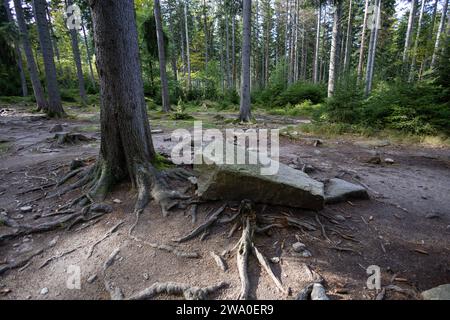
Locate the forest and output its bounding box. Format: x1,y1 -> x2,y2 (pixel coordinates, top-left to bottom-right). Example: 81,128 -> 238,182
0,0 -> 449,301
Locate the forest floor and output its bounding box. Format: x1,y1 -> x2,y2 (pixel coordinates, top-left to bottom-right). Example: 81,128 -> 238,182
0,102 -> 449,300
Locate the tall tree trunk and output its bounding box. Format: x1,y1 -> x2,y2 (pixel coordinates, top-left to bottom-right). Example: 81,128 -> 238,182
409,0 -> 426,82
431,0 -> 449,69
32,0 -> 64,116
365,0 -> 381,96
81,18 -> 96,90
343,0 -> 353,73
239,0 -> 252,122
327,0 -> 342,98
87,0 -> 176,214
184,1 -> 191,90
313,2 -> 321,83
226,12 -> 231,89
357,0 -> 370,83
232,11 -> 236,89
3,0 -> 28,97
403,0 -> 417,67
67,0 -> 87,106
203,0 -> 208,73
45,4 -> 62,78
13,0 -> 47,110
154,0 -> 171,112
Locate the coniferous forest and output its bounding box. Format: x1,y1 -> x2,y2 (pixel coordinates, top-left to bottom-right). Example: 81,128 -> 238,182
0,0 -> 449,301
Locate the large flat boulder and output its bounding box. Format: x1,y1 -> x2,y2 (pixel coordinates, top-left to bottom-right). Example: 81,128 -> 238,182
195,146 -> 324,210
324,178 -> 369,204
421,284 -> 450,300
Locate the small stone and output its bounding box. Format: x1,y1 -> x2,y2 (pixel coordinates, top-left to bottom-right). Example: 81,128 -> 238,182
69,158 -> 85,171
292,242 -> 307,253
49,124 -> 63,133
87,274 -> 97,284
40,287 -> 49,295
311,283 -> 329,300
26,295 -> 31,300
20,206 -> 32,213
301,250 -> 312,258
143,273 -> 149,280
270,257 -> 280,264
23,237 -> 31,243
112,199 -> 122,204
334,215 -> 346,222
384,158 -> 395,164
14,214 -> 24,219
48,236 -> 59,247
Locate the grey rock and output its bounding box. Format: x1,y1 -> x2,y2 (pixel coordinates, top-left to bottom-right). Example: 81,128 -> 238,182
195,144 -> 324,210
292,242 -> 307,253
49,124 -> 63,133
324,178 -> 369,204
311,283 -> 329,300
334,214 -> 346,222
87,275 -> 97,284
270,257 -> 280,264
301,250 -> 312,258
20,206 -> 32,213
421,284 -> 450,300
384,158 -> 395,164
40,287 -> 49,295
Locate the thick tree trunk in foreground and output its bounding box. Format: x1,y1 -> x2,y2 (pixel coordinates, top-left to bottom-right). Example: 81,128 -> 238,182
13,0 -> 47,109
239,0 -> 252,122
32,0 -> 64,116
88,0 -> 183,214
67,0 -> 87,106
154,0 -> 171,112
431,0 -> 449,69
327,0 -> 342,98
3,0 -> 28,97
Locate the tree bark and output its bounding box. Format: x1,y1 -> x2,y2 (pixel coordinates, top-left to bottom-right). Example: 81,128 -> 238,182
357,0 -> 370,83
3,0 -> 28,97
239,0 -> 252,122
402,0 -> 417,66
365,0 -> 381,96
32,0 -> 64,116
343,0 -> 353,73
409,0 -> 426,82
313,2 -> 321,83
327,0 -> 342,98
184,1 -> 191,90
13,0 -> 47,109
67,0 -> 88,106
81,18 -> 96,90
154,0 -> 171,112
431,0 -> 449,69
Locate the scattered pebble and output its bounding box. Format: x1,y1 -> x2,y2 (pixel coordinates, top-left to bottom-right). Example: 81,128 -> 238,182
384,158 -> 395,164
143,273 -> 149,280
87,274 -> 97,284
48,236 -> 59,247
334,214 -> 346,222
19,206 -> 32,213
14,214 -> 24,219
270,257 -> 280,264
40,287 -> 49,295
292,242 -> 306,253
112,199 -> 122,204
301,250 -> 312,258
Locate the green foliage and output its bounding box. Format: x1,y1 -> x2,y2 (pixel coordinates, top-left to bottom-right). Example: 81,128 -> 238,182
169,98 -> 194,120
274,82 -> 326,106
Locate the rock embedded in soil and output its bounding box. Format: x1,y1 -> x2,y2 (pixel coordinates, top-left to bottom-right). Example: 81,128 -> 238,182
195,145 -> 324,210
20,206 -> 32,213
324,178 -> 369,204
421,284 -> 450,300
49,124 -> 63,133
292,242 -> 307,253
311,283 -> 329,300
40,287 -> 49,295
87,275 -> 97,284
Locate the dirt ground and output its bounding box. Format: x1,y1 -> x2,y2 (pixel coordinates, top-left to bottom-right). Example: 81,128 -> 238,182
0,103 -> 449,300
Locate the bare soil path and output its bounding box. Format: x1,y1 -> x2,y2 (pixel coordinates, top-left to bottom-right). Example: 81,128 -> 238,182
0,104 -> 449,300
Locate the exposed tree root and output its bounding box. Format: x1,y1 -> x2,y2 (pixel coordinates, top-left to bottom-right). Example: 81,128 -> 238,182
128,209 -> 199,259
102,246 -> 124,300
172,204 -> 228,243
236,215 -> 253,300
0,203 -> 111,242
129,281 -> 228,300
210,251 -> 228,272
87,220 -> 124,258
0,248 -> 44,276
39,245 -> 83,269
